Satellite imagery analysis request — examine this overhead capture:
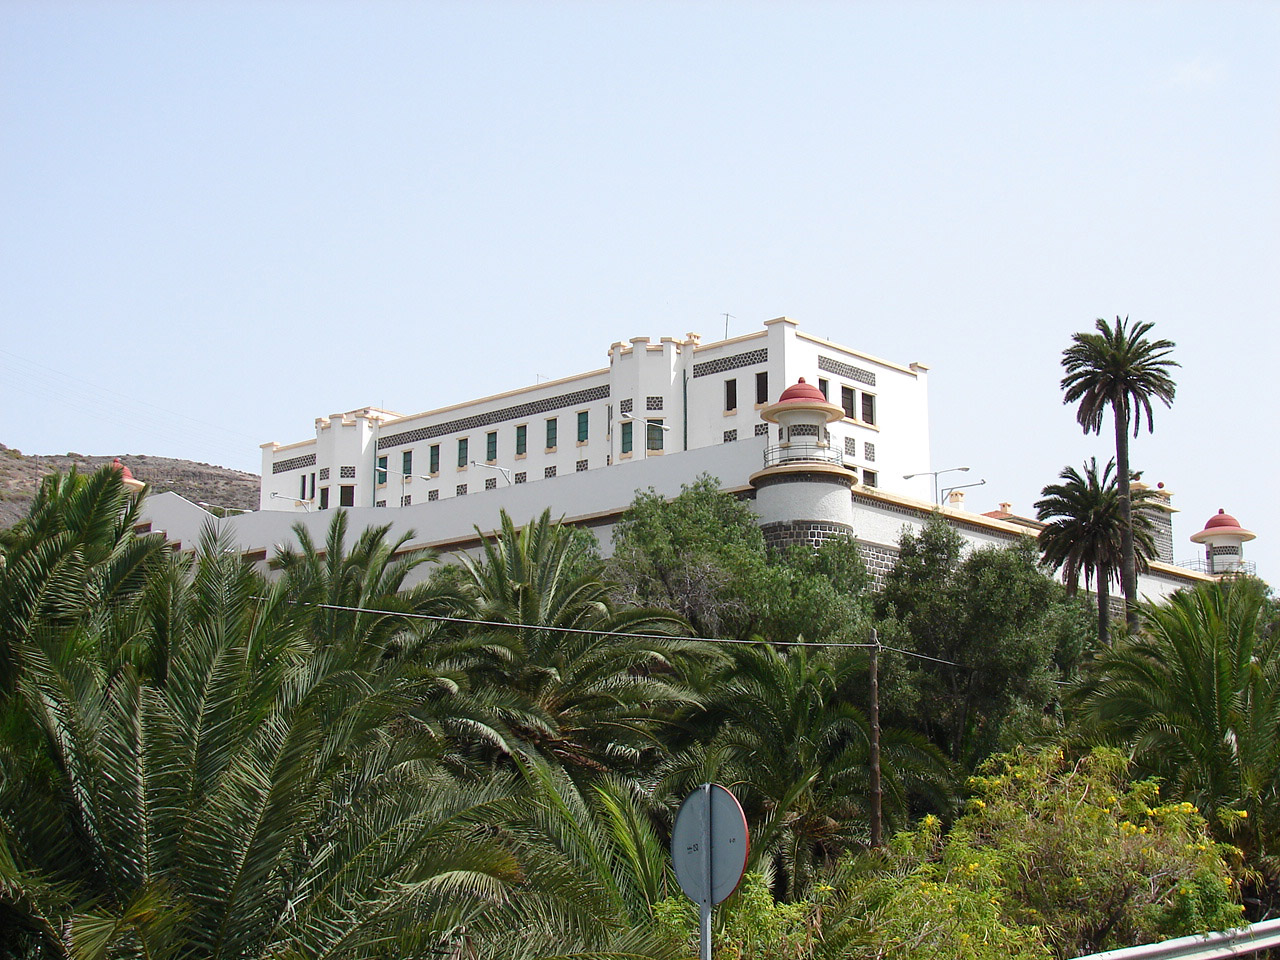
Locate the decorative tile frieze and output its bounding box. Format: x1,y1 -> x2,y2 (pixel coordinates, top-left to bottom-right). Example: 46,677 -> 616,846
818,355 -> 876,386
378,384 -> 610,450
272,453 -> 316,475
692,347 -> 768,378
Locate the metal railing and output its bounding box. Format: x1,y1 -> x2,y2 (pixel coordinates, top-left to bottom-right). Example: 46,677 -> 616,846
1072,917 -> 1280,959
761,442 -> 847,469
1177,558 -> 1257,577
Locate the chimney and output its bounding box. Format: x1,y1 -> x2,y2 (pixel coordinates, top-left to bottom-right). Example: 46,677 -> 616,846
947,490 -> 966,509
999,501 -> 1012,514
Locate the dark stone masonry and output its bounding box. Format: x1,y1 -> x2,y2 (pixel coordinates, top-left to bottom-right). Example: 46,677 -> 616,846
856,542 -> 900,589
760,519 -> 855,552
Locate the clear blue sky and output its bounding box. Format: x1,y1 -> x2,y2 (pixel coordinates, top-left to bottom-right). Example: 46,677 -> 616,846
3,1 -> 1277,583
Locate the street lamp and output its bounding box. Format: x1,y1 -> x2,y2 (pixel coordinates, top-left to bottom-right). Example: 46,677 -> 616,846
939,479 -> 986,508
903,466 -> 970,506
381,469 -> 435,506
470,461 -> 513,484
618,415 -> 671,459
270,491 -> 311,511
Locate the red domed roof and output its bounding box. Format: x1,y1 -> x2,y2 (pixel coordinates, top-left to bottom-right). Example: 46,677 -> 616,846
1204,509 -> 1240,530
1190,508 -> 1256,544
777,378 -> 828,403
111,457 -> 135,480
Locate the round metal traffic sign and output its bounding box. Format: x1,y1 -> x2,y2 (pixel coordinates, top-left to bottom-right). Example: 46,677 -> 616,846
671,783 -> 749,905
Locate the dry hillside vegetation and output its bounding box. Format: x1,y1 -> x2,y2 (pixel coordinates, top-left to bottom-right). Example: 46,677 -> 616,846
0,443 -> 259,527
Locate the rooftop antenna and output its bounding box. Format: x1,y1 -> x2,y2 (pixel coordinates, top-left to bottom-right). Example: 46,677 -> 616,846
722,313 -> 734,340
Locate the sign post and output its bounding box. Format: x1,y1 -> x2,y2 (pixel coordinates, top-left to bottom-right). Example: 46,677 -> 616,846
671,783 -> 749,960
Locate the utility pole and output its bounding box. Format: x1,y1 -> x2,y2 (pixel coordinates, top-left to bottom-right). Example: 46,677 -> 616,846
869,628 -> 883,848
722,313 -> 734,340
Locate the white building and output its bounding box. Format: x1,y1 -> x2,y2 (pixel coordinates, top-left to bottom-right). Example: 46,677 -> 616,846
259,316 -> 929,514
139,315 -> 1211,603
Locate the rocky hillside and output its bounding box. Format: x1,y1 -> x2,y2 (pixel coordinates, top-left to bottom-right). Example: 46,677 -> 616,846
0,444 -> 260,528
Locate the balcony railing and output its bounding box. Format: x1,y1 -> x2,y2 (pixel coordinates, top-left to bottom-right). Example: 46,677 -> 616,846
1177,558 -> 1257,577
762,442 -> 847,469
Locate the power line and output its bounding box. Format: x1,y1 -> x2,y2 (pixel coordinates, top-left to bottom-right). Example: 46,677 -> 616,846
266,597 -> 970,668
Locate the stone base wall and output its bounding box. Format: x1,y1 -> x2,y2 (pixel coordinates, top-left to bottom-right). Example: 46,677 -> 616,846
858,542 -> 900,589
760,519 -> 855,553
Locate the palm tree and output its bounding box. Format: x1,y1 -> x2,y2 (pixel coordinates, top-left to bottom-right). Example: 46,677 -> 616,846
458,510 -> 698,783
0,466 -> 169,694
1072,579 -> 1280,882
663,642 -> 953,901
1061,316 -> 1177,634
0,526 -> 523,960
1035,458 -> 1156,646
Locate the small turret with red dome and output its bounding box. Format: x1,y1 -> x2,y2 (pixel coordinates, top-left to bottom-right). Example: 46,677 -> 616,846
111,458 -> 146,493
761,377 -> 843,424
1190,508 -> 1255,575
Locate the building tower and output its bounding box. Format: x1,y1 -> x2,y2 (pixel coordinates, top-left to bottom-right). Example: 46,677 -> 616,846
749,378 -> 858,550
1189,509 -> 1257,576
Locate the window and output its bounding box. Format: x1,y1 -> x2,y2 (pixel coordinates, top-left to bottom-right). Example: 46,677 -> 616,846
756,371 -> 768,405
841,386 -> 855,420
621,420 -> 633,454
516,424 -> 527,455
724,378 -> 737,412
339,485 -> 355,507
376,455 -> 388,485
862,469 -> 878,488
646,419 -> 664,452
485,477 -> 497,490
427,489 -> 438,501
429,444 -> 440,474
514,471 -> 527,484
861,393 -> 876,425
818,378 -> 829,399
723,430 -> 737,443
486,431 -> 497,462
864,441 -> 876,462
545,465 -> 557,478
375,500 -> 386,508
402,450 -> 412,476
576,459 -> 588,472
401,494 -> 411,506
546,418 -> 558,450
319,487 -> 330,510
577,410 -> 589,442
457,438 -> 468,468
299,475 -> 307,499
456,484 -> 467,496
